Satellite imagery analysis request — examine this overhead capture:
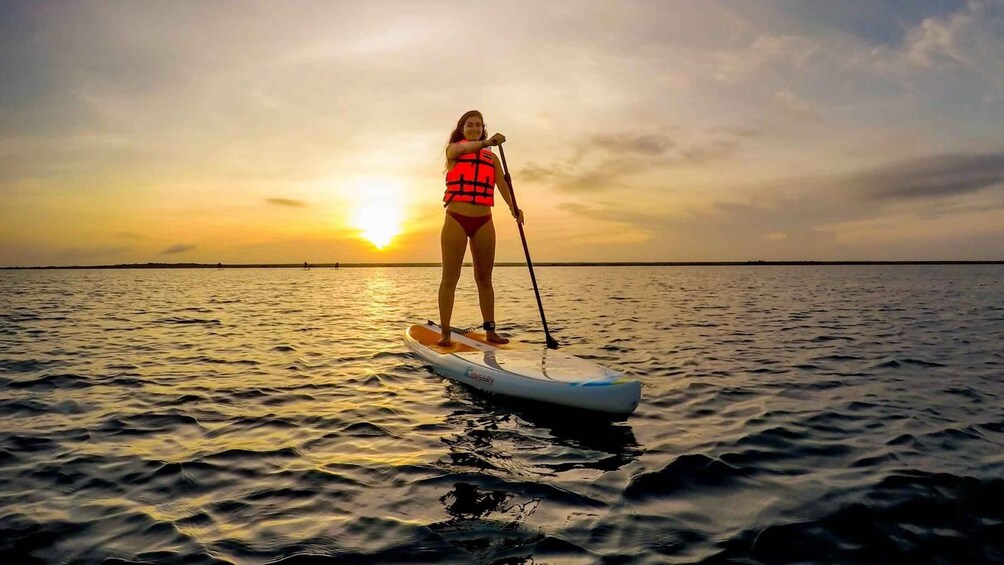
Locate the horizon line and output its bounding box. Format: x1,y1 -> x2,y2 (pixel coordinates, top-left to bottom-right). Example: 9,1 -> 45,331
3,260 -> 1004,270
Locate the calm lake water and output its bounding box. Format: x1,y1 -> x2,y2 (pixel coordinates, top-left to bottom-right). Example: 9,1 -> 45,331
1,265 -> 1002,564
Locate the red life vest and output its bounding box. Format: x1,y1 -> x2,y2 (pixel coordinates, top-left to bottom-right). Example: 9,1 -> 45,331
444,143 -> 495,206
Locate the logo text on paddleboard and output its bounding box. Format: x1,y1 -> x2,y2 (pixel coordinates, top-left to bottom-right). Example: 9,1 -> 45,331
464,368 -> 494,386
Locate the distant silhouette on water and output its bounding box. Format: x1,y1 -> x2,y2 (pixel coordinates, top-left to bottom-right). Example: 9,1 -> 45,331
335,262 -> 339,269
304,262 -> 309,270
217,262 -> 222,270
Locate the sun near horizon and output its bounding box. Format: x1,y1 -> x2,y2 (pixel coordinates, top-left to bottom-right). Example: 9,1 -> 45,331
349,179 -> 406,250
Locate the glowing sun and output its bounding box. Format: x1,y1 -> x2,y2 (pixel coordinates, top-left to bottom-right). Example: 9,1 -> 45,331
351,181 -> 404,249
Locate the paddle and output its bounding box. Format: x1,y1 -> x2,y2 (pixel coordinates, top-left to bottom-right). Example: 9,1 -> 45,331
497,143 -> 560,350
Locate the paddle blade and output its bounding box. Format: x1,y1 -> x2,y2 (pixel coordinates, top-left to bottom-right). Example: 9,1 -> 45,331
546,334 -> 559,349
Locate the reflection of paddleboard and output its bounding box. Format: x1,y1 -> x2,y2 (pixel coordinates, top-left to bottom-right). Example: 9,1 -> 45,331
404,321 -> 641,415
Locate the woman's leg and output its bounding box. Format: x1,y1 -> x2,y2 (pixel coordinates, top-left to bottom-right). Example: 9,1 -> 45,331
469,218 -> 509,344
438,214 -> 468,345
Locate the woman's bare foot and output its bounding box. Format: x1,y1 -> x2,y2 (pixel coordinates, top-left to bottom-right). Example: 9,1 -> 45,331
486,330 -> 509,344
436,334 -> 452,347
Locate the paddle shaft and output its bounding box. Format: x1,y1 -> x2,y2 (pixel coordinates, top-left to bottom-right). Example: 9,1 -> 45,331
497,143 -> 559,349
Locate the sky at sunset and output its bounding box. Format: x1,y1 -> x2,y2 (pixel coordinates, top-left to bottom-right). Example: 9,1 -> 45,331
2,0 -> 1003,266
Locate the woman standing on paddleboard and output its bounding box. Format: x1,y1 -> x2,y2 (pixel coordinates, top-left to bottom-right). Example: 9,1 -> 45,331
438,110 -> 524,346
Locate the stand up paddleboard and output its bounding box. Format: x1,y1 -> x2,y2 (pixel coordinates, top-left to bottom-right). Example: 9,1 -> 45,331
404,321 -> 641,415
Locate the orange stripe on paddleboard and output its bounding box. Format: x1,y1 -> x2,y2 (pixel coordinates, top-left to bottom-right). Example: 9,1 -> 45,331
409,324 -> 479,354
459,331 -> 518,349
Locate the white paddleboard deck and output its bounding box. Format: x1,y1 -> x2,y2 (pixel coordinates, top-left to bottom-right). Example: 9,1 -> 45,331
404,321 -> 641,415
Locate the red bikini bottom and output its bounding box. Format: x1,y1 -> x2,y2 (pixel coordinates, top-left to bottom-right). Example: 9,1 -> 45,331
447,211 -> 492,238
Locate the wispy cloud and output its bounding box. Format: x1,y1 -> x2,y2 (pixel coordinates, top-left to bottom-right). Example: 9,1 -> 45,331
904,1 -> 1004,83
845,152 -> 1004,201
267,198 -> 308,208
521,126 -> 763,193
588,133 -> 675,156
161,244 -> 195,255
557,148 -> 1004,259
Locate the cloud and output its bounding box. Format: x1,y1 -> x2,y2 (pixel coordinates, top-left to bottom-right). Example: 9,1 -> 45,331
721,151 -> 1004,229
558,200 -> 674,231
519,158 -> 638,193
589,133 -> 674,156
161,243 -> 195,254
522,126 -> 762,194
842,152 -> 1004,201
558,197 -> 844,260
557,148 -> 1004,259
267,198 -> 308,208
713,33 -> 821,84
915,2 -> 1004,95
905,1 -> 1003,71
678,138 -> 746,163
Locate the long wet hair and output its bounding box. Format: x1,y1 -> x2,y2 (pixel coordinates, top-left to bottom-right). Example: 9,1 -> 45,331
444,110 -> 486,172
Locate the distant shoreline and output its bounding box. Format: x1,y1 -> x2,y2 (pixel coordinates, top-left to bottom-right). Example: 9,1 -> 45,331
3,261 -> 1003,270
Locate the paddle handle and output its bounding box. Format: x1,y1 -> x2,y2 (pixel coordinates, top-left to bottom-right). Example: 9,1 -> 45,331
498,143 -> 558,349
